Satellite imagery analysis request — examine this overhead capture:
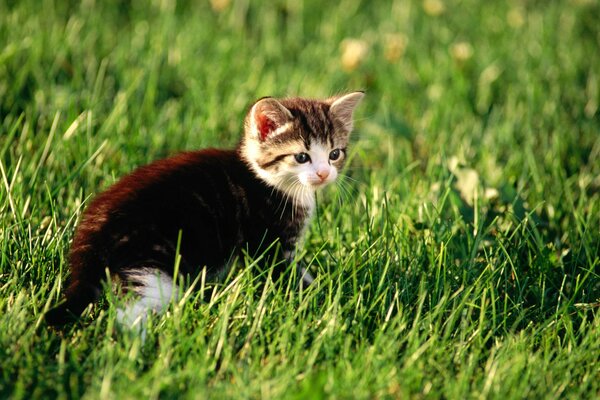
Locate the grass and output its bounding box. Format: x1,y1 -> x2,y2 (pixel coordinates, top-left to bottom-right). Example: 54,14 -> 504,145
1,0 -> 599,398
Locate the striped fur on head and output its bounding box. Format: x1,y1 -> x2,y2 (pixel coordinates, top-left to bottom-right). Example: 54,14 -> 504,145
240,92 -> 364,207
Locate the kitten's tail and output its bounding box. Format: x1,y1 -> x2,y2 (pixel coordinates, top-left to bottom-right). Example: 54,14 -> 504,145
45,279 -> 100,327
46,201 -> 114,327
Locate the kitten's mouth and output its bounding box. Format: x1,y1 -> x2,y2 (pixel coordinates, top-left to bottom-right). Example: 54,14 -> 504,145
308,180 -> 330,188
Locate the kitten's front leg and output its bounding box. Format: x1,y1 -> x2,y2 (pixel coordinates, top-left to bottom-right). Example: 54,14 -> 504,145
298,265 -> 314,288
284,249 -> 314,289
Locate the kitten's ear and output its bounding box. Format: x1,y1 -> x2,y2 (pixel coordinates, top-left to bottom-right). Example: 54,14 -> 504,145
249,97 -> 294,141
329,91 -> 365,132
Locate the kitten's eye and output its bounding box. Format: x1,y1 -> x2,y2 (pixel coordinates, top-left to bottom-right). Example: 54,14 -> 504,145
329,149 -> 341,161
294,153 -> 310,164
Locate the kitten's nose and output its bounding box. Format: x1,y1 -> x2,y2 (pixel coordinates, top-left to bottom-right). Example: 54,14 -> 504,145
316,168 -> 330,181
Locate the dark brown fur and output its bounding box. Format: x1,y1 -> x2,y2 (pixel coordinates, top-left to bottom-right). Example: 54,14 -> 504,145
46,149 -> 310,325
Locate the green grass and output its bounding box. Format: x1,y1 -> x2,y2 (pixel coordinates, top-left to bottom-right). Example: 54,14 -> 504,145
1,0 -> 599,398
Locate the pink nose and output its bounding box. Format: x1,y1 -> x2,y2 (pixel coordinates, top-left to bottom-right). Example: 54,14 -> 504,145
316,169 -> 330,181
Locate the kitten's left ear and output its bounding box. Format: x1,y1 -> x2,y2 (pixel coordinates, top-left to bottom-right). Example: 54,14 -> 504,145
249,97 -> 294,141
329,91 -> 365,132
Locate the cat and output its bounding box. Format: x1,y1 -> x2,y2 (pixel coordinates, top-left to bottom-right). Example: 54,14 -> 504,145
45,92 -> 364,328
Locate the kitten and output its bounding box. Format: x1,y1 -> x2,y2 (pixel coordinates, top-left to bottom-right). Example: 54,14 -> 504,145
45,92 -> 364,328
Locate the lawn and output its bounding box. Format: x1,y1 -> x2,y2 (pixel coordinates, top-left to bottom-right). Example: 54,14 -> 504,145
1,0 -> 599,398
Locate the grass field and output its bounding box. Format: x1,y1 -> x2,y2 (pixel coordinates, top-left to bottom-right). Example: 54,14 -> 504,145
1,0 -> 599,398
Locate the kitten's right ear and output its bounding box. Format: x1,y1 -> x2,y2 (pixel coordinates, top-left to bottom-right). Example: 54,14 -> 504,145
248,97 -> 293,141
329,91 -> 365,132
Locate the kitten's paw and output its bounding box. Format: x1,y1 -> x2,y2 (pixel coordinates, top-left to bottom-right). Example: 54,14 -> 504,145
298,266 -> 314,289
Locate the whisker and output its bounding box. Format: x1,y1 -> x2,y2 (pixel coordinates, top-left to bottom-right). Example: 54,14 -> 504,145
273,178 -> 287,215
340,174 -> 361,184
288,180 -> 298,220
279,178 -> 293,220
335,182 -> 349,204
290,181 -> 302,221
274,175 -> 297,217
338,175 -> 358,193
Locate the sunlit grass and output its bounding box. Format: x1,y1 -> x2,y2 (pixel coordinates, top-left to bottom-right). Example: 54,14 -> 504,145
1,0 -> 599,398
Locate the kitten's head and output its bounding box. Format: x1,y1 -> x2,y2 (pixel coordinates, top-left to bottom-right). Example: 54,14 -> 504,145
240,92 -> 364,206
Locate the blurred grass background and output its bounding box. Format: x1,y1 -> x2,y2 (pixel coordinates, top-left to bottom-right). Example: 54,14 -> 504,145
1,0 -> 599,398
